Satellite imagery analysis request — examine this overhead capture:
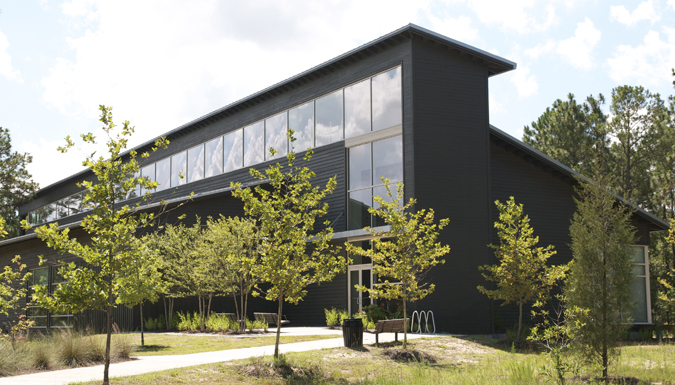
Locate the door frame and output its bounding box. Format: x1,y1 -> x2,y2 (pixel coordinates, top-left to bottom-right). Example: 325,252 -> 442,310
348,264 -> 373,315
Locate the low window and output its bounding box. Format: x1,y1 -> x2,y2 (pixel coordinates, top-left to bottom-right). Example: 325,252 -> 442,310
50,266 -> 73,328
27,267 -> 49,328
628,246 -> 651,324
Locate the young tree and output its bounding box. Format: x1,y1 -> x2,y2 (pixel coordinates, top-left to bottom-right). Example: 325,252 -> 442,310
201,215 -> 258,331
117,235 -> 165,346
345,182 -> 450,349
566,173 -> 636,381
477,197 -> 568,342
232,146 -> 345,358
25,106 -> 169,385
0,218 -> 31,330
0,127 -> 38,238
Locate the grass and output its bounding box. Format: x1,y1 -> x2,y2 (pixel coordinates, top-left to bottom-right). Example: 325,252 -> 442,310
70,336 -> 675,385
127,333 -> 337,356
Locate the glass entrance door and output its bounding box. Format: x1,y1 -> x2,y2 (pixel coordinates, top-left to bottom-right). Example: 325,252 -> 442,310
348,265 -> 372,315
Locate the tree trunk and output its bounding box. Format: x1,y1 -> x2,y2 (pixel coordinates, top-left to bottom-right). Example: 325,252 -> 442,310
274,296 -> 283,359
243,291 -> 249,333
198,295 -> 204,332
103,293 -> 112,384
139,302 -> 145,346
232,292 -> 240,330
163,294 -> 169,330
207,294 -> 213,320
517,302 -> 523,342
403,299 -> 408,350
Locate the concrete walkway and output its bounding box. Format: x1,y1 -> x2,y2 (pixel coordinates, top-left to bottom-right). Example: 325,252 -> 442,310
0,328 -> 431,385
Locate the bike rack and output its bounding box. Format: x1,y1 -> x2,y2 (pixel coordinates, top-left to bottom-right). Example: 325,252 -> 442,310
410,310 -> 436,334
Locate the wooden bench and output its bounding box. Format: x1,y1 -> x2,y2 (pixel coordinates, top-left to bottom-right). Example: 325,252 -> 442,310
254,312 -> 290,327
365,318 -> 409,347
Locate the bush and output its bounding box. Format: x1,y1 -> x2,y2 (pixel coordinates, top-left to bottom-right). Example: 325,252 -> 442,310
176,312 -> 201,331
324,308 -> 349,327
144,314 -> 179,331
363,304 -> 388,323
247,319 -> 268,332
0,338 -> 23,376
206,314 -> 233,332
352,311 -> 375,329
54,329 -> 96,367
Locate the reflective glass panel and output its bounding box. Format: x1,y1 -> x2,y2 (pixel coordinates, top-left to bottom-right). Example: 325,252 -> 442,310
344,79 -> 371,139
51,316 -> 71,327
349,143 -> 371,190
187,144 -> 205,183
350,270 -> 359,314
31,317 -> 48,327
224,130 -> 243,173
141,164 -> 155,195
315,90 -> 343,147
349,240 -> 372,265
372,135 -> 403,184
289,101 -> 314,152
56,199 -> 69,218
171,152 -> 187,187
629,246 -> 645,263
244,121 -> 264,167
28,307 -> 49,317
66,192 -> 83,214
632,265 -> 646,276
630,277 -> 648,323
265,112 -> 288,160
372,67 -> 402,132
205,137 -> 223,178
155,158 -> 171,192
45,203 -> 57,222
126,172 -> 140,199
349,188 -> 372,230
33,267 -> 49,286
373,184 -> 403,227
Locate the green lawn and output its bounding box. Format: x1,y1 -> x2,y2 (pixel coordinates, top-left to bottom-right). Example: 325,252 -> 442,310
72,336 -> 675,384
128,333 -> 338,356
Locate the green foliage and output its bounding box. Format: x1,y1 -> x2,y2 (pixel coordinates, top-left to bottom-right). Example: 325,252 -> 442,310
22,105 -> 171,385
0,127 -> 38,238
232,142 -> 345,358
478,197 -> 568,342
362,304 -> 388,323
352,311 -> 376,329
246,318 -> 268,332
324,308 -> 349,327
144,314 -> 178,331
346,182 -> 450,349
523,93 -> 609,177
566,173 -> 636,380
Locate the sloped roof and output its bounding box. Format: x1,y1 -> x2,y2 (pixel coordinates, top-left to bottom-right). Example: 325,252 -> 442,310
489,125 -> 669,231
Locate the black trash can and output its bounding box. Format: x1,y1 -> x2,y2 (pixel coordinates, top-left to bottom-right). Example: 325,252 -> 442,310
342,318 -> 363,347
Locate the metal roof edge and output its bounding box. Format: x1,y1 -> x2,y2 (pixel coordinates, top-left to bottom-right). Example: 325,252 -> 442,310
489,124 -> 670,231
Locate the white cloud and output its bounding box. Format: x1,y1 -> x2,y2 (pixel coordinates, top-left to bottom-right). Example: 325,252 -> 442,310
524,18 -> 600,70
489,94 -> 506,113
669,0 -> 675,11
610,1 -> 660,26
0,30 -> 22,83
18,138 -> 94,189
607,28 -> 675,86
40,0 -> 429,156
555,18 -> 601,70
427,14 -> 479,43
510,64 -> 538,97
466,0 -> 556,34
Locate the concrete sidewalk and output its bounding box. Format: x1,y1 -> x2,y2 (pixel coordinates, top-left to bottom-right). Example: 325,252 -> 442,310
0,329 -> 430,385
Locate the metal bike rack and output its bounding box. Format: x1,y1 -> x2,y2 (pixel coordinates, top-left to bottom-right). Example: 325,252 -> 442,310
410,310 -> 436,334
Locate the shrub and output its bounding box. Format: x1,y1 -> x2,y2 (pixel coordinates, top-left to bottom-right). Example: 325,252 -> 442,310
0,338 -> 23,376
54,329 -> 96,367
176,312 -> 200,331
352,311 -> 375,329
111,334 -> 133,360
205,314 -> 232,332
247,319 -> 268,332
363,304 -> 388,323
324,308 -> 349,327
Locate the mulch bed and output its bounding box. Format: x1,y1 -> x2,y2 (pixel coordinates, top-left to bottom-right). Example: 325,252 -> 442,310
382,348 -> 437,363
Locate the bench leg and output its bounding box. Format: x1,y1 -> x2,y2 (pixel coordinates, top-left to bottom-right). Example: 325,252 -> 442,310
395,332 -> 398,342
376,334 -> 379,347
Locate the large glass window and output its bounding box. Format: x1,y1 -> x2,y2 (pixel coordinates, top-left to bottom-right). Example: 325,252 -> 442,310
372,67 -> 402,132
56,199 -> 69,218
315,90 -> 343,147
289,101 -> 314,152
155,158 -> 171,192
65,192 -> 83,215
244,121 -> 264,167
27,267 -> 49,328
265,112 -> 288,161
205,137 -> 223,178
141,164 -> 156,195
344,79 -> 371,139
347,135 -> 403,230
224,129 -> 243,173
628,246 -> 650,323
187,144 -> 205,183
171,152 -> 187,187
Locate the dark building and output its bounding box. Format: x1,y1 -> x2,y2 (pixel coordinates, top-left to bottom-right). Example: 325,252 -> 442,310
0,24 -> 667,334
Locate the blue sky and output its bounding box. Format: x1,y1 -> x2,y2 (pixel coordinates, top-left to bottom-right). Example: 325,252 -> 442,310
1,0 -> 674,188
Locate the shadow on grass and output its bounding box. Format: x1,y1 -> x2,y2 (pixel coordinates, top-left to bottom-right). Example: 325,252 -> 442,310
134,345 -> 170,353
239,355 -> 350,385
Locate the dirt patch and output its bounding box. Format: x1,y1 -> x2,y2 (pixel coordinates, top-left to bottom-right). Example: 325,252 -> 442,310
571,376 -> 648,384
382,348 -> 437,363
238,357 -> 326,382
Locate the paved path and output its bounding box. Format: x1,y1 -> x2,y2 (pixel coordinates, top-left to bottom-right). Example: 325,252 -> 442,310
1,328 -> 431,385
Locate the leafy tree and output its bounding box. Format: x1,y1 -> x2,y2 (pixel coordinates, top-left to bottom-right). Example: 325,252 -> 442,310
25,105 -> 170,385
0,217 -> 31,329
117,235 -> 165,346
607,86 -> 667,206
477,197 -> 568,342
232,145 -> 345,358
201,215 -> 259,331
155,220 -> 215,332
523,93 -> 609,176
346,182 -> 450,349
0,127 -> 38,238
566,173 -> 636,381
